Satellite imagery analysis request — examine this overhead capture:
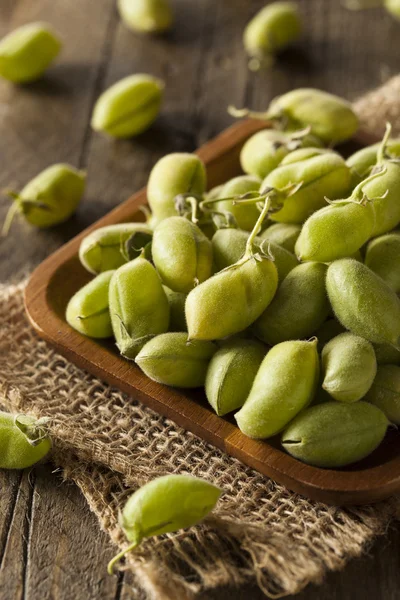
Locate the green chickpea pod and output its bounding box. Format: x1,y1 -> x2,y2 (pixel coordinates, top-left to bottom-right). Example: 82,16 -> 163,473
235,339 -> 319,439
2,163 -> 86,234
0,22 -> 61,83
205,339 -> 266,416
254,262 -> 330,345
108,256 -> 170,358
147,153 -> 207,224
365,365 -> 400,423
259,222 -> 301,253
321,333 -> 377,403
326,258 -> 400,346
364,232 -> 400,293
0,411 -> 51,469
259,148 -> 351,224
243,2 -> 302,69
91,74 -> 164,139
152,216 -> 213,293
296,124 -> 400,262
212,175 -> 262,231
229,88 -> 359,145
384,0 -> 400,19
66,271 -> 114,339
346,138 -> 400,187
79,223 -> 152,274
185,201 -> 278,341
135,332 -> 216,387
117,0 -> 173,33
108,474 -> 221,574
211,227 -> 298,282
281,402 -> 389,468
240,130 -> 322,179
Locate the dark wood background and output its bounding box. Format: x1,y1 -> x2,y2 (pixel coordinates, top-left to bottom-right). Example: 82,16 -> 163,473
1,1 -> 400,598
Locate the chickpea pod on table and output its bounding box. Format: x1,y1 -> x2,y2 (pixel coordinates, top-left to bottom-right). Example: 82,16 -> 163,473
117,0 -> 173,33
91,74 -> 164,139
0,22 -> 61,83
3,163 -> 85,235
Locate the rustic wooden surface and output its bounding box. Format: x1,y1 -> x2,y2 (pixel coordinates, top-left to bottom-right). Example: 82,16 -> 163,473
1,0 -> 400,598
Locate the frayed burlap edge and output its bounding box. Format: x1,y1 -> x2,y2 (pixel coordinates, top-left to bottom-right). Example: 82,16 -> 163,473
2,76 -> 400,599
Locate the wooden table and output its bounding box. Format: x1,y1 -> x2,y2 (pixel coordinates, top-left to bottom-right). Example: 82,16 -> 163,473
1,1 -> 400,598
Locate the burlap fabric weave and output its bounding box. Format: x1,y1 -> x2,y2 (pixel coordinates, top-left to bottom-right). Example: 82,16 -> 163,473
2,77 -> 400,600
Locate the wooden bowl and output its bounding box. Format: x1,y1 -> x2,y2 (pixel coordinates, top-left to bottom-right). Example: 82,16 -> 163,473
25,119 -> 400,506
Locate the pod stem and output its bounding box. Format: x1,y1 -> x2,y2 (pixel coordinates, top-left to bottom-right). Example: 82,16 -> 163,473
350,165 -> 388,203
107,540 -> 139,575
227,105 -> 274,125
377,122 -> 392,165
2,200 -> 21,236
244,198 -> 271,257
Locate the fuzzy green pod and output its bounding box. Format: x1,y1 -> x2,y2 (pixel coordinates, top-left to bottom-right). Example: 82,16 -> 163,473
214,175 -> 261,231
365,365 -> 400,423
267,88 -> 359,145
315,319 -> 346,352
321,333 -> 377,403
205,184 -> 224,202
243,2 -> 301,63
373,343 -> 400,366
365,232 -> 400,293
261,149 -> 351,223
152,217 -> 213,293
109,257 -> 169,358
326,258 -> 400,346
212,228 -> 298,281
281,401 -> 389,467
259,222 -> 301,253
117,0 -> 173,33
385,0 -> 400,20
346,139 -> 400,187
147,153 -> 207,222
66,271 -> 114,339
79,223 -> 152,274
361,160 -> 400,237
3,163 -> 85,234
135,332 -> 216,387
295,199 -> 375,263
0,22 -> 61,83
91,74 -> 164,139
163,287 -> 187,332
108,474 -> 221,574
186,253 -> 278,341
205,339 -> 266,416
240,129 -> 322,179
254,262 -> 330,345
235,339 -> 319,439
0,412 -> 51,469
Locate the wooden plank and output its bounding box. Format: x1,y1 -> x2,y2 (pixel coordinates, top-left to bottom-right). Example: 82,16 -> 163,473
0,0 -> 116,281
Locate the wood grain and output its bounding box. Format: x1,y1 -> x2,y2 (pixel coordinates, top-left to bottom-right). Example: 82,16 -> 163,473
2,0 -> 400,597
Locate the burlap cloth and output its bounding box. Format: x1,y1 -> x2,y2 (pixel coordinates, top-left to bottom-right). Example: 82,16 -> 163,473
2,77 -> 400,600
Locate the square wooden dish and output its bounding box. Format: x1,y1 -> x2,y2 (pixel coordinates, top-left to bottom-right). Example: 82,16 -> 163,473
25,119 -> 400,506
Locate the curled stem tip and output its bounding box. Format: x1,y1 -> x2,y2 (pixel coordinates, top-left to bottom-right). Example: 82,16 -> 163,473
2,201 -> 21,236
377,122 -> 392,165
244,198 -> 271,256
227,105 -> 272,122
107,541 -> 139,575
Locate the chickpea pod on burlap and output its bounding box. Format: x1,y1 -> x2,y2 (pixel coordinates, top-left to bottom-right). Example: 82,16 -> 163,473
108,475 -> 221,574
